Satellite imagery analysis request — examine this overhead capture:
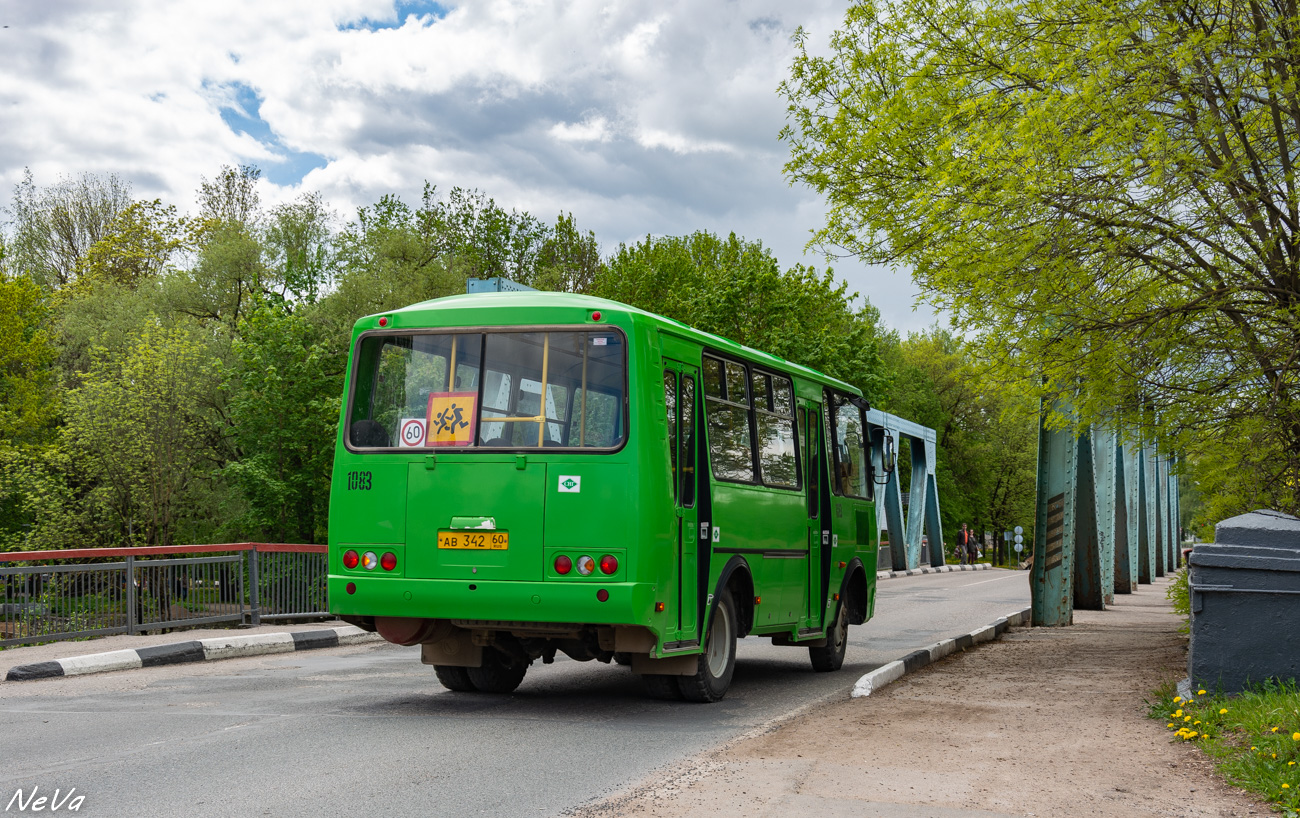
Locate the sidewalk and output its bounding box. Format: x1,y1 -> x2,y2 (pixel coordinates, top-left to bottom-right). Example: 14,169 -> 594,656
574,576 -> 1270,818
0,621 -> 346,680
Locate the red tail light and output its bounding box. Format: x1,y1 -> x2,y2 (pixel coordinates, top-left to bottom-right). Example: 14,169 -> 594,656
381,552 -> 397,571
343,550 -> 359,569
599,554 -> 618,575
554,555 -> 572,575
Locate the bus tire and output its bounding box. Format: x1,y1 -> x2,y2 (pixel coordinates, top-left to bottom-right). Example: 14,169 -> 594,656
677,588 -> 737,702
808,600 -> 849,672
466,649 -> 528,694
642,674 -> 683,700
434,665 -> 477,692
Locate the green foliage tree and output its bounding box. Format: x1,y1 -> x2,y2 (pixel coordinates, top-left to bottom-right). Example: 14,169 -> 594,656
781,0 -> 1300,513
222,301 -> 339,543
9,169 -> 132,290
0,274 -> 58,446
881,328 -> 1037,550
62,323 -> 217,547
595,231 -> 888,400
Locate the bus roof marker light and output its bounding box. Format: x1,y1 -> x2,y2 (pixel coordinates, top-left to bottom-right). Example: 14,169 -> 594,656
655,602 -> 665,612
378,316 -> 388,327
591,310 -> 601,321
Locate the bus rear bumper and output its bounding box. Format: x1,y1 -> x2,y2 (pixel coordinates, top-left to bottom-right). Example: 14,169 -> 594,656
328,575 -> 660,628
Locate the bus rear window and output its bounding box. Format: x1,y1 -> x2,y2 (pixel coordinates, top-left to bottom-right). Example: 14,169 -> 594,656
347,330 -> 626,450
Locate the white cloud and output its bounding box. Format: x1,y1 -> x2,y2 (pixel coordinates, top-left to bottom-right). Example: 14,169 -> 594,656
0,0 -> 938,333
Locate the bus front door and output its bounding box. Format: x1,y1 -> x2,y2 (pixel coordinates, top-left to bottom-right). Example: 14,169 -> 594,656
664,361 -> 701,643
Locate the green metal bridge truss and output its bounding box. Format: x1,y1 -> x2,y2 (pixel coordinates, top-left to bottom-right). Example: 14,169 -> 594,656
1032,414 -> 1181,626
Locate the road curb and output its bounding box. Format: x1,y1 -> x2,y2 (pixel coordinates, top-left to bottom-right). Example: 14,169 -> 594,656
875,562 -> 995,581
4,626 -> 381,682
851,606 -> 1032,697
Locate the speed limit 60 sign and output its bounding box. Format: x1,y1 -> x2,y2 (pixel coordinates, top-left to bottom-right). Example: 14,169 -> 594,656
399,417 -> 427,448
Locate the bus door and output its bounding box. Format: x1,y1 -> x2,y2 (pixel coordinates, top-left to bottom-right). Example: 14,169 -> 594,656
664,361 -> 701,642
800,400 -> 831,628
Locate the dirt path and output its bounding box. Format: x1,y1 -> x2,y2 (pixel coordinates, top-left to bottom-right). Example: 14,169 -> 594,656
573,577 -> 1270,817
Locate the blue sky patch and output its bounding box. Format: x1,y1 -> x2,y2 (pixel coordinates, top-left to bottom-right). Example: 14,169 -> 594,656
217,82 -> 328,186
339,1 -> 451,32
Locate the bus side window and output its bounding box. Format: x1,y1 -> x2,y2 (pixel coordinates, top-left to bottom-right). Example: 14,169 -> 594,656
704,356 -> 756,483
681,375 -> 696,507
664,371 -> 678,502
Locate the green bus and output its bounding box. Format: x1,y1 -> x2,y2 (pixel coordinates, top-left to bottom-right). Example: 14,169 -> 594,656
328,291 -> 891,701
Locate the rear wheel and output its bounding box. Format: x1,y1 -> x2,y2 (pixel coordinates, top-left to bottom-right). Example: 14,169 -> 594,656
678,588 -> 737,702
466,649 -> 529,694
809,599 -> 849,672
434,665 -> 477,692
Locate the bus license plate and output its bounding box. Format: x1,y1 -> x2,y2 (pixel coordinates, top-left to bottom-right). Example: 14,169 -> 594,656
437,531 -> 509,550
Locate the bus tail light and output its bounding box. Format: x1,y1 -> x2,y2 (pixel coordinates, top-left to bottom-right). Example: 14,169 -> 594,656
381,552 -> 397,571
554,555 -> 572,575
362,551 -> 379,570
599,554 -> 618,575
576,555 -> 595,576
343,550 -> 359,569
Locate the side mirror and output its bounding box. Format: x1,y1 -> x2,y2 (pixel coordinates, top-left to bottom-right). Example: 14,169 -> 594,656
885,433 -> 897,473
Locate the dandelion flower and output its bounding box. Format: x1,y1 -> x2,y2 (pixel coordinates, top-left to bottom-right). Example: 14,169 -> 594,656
1167,723 -> 1174,728
1219,709 -> 1228,715
1252,746 -> 1258,751
1185,716 -> 1193,722
1198,689 -> 1206,695
1273,727 -> 1280,733
1293,732 -> 1300,741
1285,784 -> 1291,790
1194,721 -> 1201,726
1175,710 -> 1184,717
1174,696 -> 1183,703
1289,761 -> 1296,767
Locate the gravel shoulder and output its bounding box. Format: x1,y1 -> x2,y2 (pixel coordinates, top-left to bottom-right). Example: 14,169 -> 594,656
572,576 -> 1270,818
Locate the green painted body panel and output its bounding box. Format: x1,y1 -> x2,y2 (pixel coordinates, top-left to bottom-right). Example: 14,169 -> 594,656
328,291 -> 879,656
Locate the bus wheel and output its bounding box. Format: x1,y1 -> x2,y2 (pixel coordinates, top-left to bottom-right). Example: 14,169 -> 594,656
808,600 -> 849,672
434,665 -> 477,692
641,674 -> 683,700
678,588 -> 737,703
466,649 -> 528,694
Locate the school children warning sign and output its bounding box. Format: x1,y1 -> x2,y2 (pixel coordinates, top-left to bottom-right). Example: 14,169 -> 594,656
425,392 -> 478,447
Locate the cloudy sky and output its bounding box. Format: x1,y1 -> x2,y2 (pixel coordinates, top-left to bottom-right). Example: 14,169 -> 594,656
0,0 -> 936,332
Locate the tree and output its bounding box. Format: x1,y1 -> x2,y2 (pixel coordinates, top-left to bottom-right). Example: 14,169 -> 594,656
0,275 -> 58,446
782,0 -> 1300,512
222,301 -> 339,543
76,200 -> 184,290
8,169 -> 132,289
264,191 -> 335,304
881,328 -> 1038,548
595,231 -> 889,400
63,323 -> 218,547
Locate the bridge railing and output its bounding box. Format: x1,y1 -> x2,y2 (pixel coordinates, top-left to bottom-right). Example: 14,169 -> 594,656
0,543 -> 329,648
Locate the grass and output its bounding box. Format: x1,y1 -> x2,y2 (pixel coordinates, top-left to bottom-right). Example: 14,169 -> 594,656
1149,679 -> 1300,814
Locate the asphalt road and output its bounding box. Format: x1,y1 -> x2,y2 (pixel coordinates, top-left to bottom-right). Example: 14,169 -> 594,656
0,569 -> 1030,817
